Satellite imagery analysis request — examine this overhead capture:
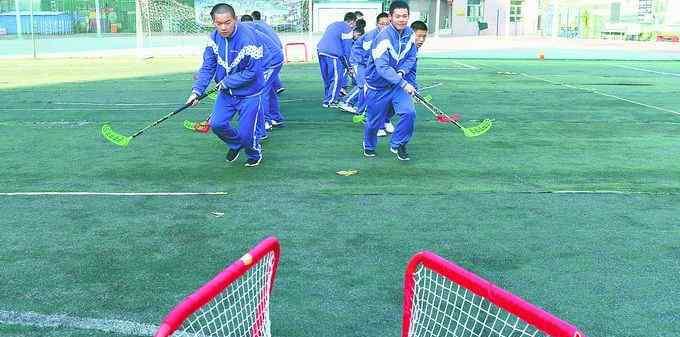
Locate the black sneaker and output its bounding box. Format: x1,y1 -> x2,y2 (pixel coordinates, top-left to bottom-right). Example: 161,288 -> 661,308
276,87 -> 286,95
245,157 -> 262,167
363,149 -> 376,157
226,148 -> 240,162
390,145 -> 410,161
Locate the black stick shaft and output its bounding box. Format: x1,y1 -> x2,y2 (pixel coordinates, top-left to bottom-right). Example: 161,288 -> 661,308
339,57 -> 357,83
413,92 -> 465,130
131,87 -> 218,138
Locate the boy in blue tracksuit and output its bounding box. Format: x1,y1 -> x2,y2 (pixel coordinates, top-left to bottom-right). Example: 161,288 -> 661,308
405,21 -> 428,93
187,4 -> 267,167
316,12 -> 357,108
338,25 -> 365,114
241,15 -> 284,140
339,12 -> 390,115
251,11 -> 286,121
363,1 -> 417,161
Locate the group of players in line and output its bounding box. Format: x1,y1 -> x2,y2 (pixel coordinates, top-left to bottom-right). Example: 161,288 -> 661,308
187,1 -> 427,166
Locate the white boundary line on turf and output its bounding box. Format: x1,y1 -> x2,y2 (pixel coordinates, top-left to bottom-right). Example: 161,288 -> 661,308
0,192 -> 228,196
547,190 -> 664,195
520,73 -> 680,116
1,107 -> 171,111
52,102 -> 177,106
0,121 -> 95,126
451,60 -> 479,70
420,82 -> 443,91
613,64 -> 680,77
19,98 -> 308,108
419,67 -> 475,71
0,310 -> 157,336
279,98 -> 307,103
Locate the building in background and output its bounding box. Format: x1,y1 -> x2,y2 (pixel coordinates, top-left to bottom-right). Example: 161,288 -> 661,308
403,0 -> 679,38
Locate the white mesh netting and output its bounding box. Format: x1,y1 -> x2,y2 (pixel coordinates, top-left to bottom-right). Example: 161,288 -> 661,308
171,252 -> 275,337
408,265 -> 549,337
138,0 -> 207,34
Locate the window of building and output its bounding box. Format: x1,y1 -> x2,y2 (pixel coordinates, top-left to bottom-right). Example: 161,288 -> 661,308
467,0 -> 484,22
510,0 -> 523,23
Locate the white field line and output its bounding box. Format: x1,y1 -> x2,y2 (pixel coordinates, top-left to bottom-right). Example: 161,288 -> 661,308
52,98 -> 308,106
613,64 -> 680,77
0,192 -> 227,196
279,98 -> 307,103
547,190 -> 664,195
2,98 -> 307,112
451,60 -> 479,70
0,310 -> 157,336
0,121 -> 96,126
520,73 -> 680,116
1,107 -> 172,111
420,82 -> 444,91
419,66 -> 478,71
52,102 -> 178,106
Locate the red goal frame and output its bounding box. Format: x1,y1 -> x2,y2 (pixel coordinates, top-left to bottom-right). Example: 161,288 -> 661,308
154,237 -> 281,337
402,252 -> 586,337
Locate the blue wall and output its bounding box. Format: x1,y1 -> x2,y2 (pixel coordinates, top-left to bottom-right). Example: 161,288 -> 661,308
0,12 -> 74,34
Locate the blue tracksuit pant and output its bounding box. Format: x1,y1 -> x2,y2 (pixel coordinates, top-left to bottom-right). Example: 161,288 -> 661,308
256,64 -> 284,139
266,66 -> 284,123
363,85 -> 415,151
273,74 -> 283,92
210,90 -> 263,161
345,65 -> 366,114
318,54 -> 344,105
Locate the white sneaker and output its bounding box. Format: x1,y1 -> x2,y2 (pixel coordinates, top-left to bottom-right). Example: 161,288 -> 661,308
377,129 -> 387,137
265,121 -> 272,131
338,102 -> 357,114
384,122 -> 395,133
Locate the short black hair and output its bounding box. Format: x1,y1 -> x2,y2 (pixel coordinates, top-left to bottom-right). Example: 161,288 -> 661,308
241,14 -> 253,22
389,1 -> 409,15
356,19 -> 366,29
344,12 -> 357,22
354,11 -> 363,17
376,12 -> 389,23
210,3 -> 236,20
251,11 -> 261,20
410,20 -> 428,32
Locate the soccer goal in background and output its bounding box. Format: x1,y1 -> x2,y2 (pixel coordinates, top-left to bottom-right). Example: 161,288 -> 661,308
152,238 -> 585,337
134,0 -> 313,58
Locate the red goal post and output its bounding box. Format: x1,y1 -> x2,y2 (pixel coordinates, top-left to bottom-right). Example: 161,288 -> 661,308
402,252 -> 586,337
154,237 -> 281,337
284,42 -> 309,63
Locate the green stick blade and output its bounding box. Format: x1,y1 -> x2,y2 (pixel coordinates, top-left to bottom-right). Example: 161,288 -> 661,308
183,120 -> 196,130
101,124 -> 132,146
463,119 -> 493,137
352,114 -> 366,124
